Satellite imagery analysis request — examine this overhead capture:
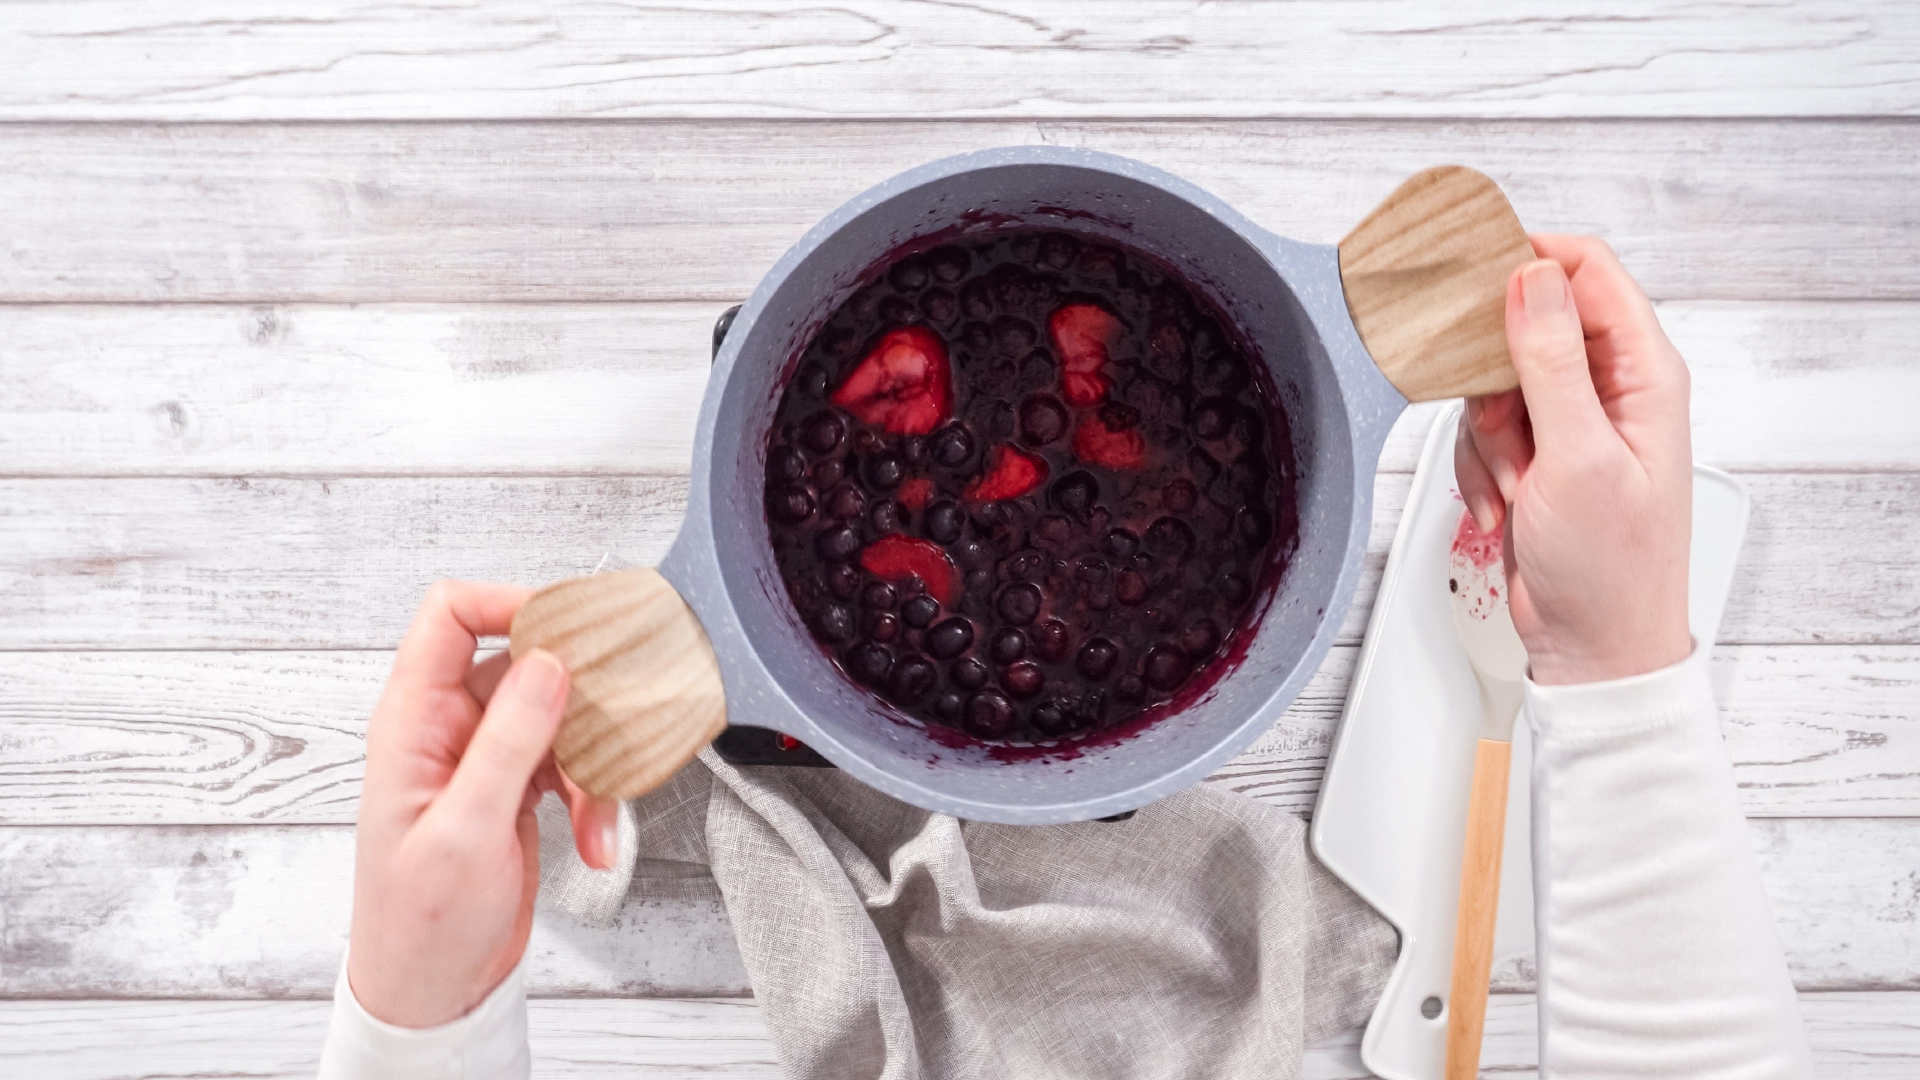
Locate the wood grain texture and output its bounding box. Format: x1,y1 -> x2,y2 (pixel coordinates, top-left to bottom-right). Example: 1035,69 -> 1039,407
4,472 -> 1915,650
5,644 -> 1916,826
4,300 -> 1916,478
0,818 -> 1913,998
3,993 -> 1912,1079
1446,740 -> 1511,1080
3,1 -> 1917,121
5,121 -> 1918,303
0,825 -> 750,999
1338,166 -> 1531,401
513,568 -> 729,801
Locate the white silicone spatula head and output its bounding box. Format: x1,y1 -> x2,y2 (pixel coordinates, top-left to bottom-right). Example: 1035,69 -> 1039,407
1448,507 -> 1527,737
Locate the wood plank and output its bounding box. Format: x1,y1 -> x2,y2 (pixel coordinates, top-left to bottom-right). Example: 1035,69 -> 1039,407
0,824 -> 750,999
2,472 -> 1915,651
4,120 -> 1917,304
4,993 -> 1910,1079
6,645 -> 1913,826
3,1 -> 1916,121
0,819 -> 1913,998
6,300 -> 1916,478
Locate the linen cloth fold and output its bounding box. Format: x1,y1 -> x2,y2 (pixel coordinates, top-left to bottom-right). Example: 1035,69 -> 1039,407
537,747 -> 1394,1080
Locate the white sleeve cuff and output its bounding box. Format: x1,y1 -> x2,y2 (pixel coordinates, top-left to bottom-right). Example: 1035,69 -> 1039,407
317,954 -> 531,1080
1524,640 -> 1714,744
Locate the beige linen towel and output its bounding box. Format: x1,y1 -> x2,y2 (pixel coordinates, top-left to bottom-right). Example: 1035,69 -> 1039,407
538,748 -> 1393,1080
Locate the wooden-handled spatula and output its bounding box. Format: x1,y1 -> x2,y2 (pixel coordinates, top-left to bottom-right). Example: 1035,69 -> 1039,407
1445,508 -> 1528,1079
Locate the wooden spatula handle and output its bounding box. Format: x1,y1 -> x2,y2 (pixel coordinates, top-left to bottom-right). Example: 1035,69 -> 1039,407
508,567 -> 728,801
1338,166 -> 1535,403
1446,737 -> 1512,1080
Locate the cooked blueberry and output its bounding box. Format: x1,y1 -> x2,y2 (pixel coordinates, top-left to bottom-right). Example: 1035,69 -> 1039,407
1235,506 -> 1272,546
811,603 -> 855,643
934,691 -> 965,722
767,485 -> 815,523
811,458 -> 844,489
960,279 -> 994,320
994,316 -> 1037,357
1030,700 -> 1071,735
996,582 -> 1043,626
866,611 -> 900,642
965,691 -> 1016,737
1030,618 -> 1071,662
924,500 -> 965,544
955,537 -> 995,571
926,617 -> 975,659
863,581 -> 897,609
770,446 -> 808,483
901,594 -> 940,628
889,256 -> 929,292
1114,674 -> 1147,703
816,525 -> 862,562
1163,478 -> 1198,513
1075,637 -> 1120,680
921,288 -> 958,325
880,296 -> 916,325
1034,514 -> 1072,548
1049,471 -> 1099,520
1037,233 -> 1078,271
801,410 -> 845,455
827,564 -> 860,599
1144,517 -> 1197,560
799,362 -> 834,395
1097,401 -> 1140,431
929,246 -> 971,284
1105,528 -> 1138,557
930,423 -> 975,466
1218,571 -> 1252,604
889,656 -> 937,703
1191,397 -> 1233,439
1115,570 -> 1147,606
869,499 -> 906,536
852,428 -> 883,456
1074,556 -> 1109,583
999,550 -> 1046,584
1177,618 -> 1221,659
845,642 -> 893,685
1001,662 -> 1045,699
825,483 -> 866,521
990,628 -> 1028,664
1142,644 -> 1193,691
863,452 -> 904,491
1017,394 -> 1069,446
950,655 -> 989,691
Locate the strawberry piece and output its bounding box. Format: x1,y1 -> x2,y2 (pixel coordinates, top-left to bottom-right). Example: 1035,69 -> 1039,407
896,477 -> 934,512
828,327 -> 954,435
1049,303 -> 1120,407
965,444 -> 1049,502
859,534 -> 959,606
1073,413 -> 1146,471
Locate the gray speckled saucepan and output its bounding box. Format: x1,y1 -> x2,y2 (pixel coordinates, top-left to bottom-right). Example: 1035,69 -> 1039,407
648,146 -> 1527,824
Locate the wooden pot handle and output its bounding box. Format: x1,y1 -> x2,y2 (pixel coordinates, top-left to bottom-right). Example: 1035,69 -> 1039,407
508,567 -> 728,801
1338,166 -> 1535,402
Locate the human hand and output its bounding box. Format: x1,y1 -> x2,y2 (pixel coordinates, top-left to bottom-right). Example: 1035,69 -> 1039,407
347,580 -> 621,1028
1454,236 -> 1693,685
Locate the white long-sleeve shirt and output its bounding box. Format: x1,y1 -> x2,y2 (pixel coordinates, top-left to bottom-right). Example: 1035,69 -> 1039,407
320,644 -> 1814,1078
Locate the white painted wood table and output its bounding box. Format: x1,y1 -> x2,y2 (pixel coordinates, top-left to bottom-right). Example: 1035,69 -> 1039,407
4,4 -> 1918,1076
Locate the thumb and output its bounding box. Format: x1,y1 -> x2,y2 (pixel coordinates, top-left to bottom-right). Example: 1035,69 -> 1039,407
442,649 -> 570,830
1505,259 -> 1613,462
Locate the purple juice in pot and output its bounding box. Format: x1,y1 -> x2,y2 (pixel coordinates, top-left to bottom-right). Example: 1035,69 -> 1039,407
764,230 -> 1298,743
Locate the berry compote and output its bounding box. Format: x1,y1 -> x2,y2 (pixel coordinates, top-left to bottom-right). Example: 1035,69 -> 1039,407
763,230 -> 1296,743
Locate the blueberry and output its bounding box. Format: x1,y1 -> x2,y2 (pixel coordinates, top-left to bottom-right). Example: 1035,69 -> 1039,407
929,246 -> 970,284
851,428 -> 883,456
888,656 -> 937,703
811,603 -> 855,643
1030,700 -> 1071,735
825,483 -> 866,521
1142,644 -> 1193,691
1177,618 -> 1221,659
933,691 -> 965,722
950,655 -> 989,691
811,458 -> 845,490
1144,517 -> 1197,560
1001,662 -> 1045,699
1037,233 -> 1078,271
995,582 -> 1043,626
816,525 -> 862,562
869,499 -> 906,536
989,627 -> 1028,664
866,612 -> 900,643
1235,506 -> 1272,546
960,280 -> 995,320
1097,401 -> 1140,431
1105,528 -> 1138,557
863,581 -> 897,609
770,446 -> 808,483
1191,397 -> 1233,439
767,484 -> 815,523
901,595 -> 940,628
880,296 -> 916,325
799,363 -> 834,396
1114,674 -> 1147,703
1030,618 -> 1071,662
827,564 -> 860,599
889,256 -> 929,292
1075,637 -> 1120,680
993,316 -> 1037,357
926,617 -> 975,659
930,423 -> 975,467
801,410 -> 845,455
1115,570 -> 1147,606
998,550 -> 1046,584
924,500 -> 965,544
1050,471 -> 1099,521
921,288 -> 958,325
955,537 -> 995,570
863,452 -> 904,491
846,642 -> 893,686
1018,394 -> 1069,446
1074,556 -> 1109,583
1218,571 -> 1252,605
964,691 -> 1016,737
1034,514 -> 1072,548
1162,479 -> 1198,513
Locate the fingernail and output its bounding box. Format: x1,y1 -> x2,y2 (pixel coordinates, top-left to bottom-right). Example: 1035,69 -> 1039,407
1469,494 -> 1502,535
509,649 -> 568,711
1521,260 -> 1570,321
598,819 -> 619,870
